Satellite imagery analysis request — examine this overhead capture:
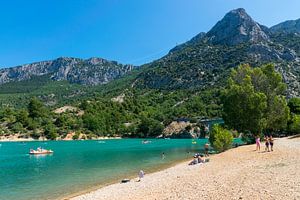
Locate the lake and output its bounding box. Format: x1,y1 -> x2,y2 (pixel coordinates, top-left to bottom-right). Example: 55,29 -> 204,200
0,139 -> 241,200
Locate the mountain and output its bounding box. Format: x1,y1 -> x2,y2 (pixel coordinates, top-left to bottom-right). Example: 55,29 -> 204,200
206,8 -> 269,45
0,57 -> 134,85
1,7 -> 300,109
270,19 -> 300,33
134,8 -> 300,97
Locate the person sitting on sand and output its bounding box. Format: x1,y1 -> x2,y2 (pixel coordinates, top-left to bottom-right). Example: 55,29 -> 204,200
265,136 -> 270,152
269,136 -> 274,151
198,154 -> 205,163
189,155 -> 199,165
255,135 -> 261,151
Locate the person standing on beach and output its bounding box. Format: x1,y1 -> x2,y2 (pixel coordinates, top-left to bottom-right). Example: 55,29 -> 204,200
204,143 -> 209,157
138,170 -> 145,182
255,135 -> 261,151
269,136 -> 274,151
265,136 -> 270,152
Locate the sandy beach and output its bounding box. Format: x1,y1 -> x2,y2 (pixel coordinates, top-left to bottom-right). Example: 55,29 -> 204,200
70,137 -> 300,200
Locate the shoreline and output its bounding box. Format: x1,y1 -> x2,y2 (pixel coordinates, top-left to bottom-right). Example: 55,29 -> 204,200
0,136 -> 123,142
70,137 -> 300,200
63,157 -> 192,200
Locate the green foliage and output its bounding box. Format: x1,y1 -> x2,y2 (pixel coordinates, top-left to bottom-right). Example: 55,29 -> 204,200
209,125 -> 233,152
44,123 -> 57,140
10,122 -> 24,133
222,64 -> 289,135
289,115 -> 300,134
288,98 -> 300,114
72,133 -> 79,140
28,97 -> 47,119
136,117 -> 164,138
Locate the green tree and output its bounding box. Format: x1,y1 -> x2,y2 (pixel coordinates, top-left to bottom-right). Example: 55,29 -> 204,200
222,70 -> 267,133
209,125 -> 233,152
16,109 -> 29,127
28,97 -> 47,119
288,98 -> 300,114
11,122 -> 24,133
44,123 -> 57,140
289,115 -> 300,134
222,64 -> 289,135
137,117 -> 164,137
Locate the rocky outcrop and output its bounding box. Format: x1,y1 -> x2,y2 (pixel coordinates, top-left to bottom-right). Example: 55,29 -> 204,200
0,57 -> 135,85
206,8 -> 269,45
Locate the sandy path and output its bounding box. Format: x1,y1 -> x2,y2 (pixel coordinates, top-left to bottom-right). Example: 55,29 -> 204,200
70,137 -> 300,200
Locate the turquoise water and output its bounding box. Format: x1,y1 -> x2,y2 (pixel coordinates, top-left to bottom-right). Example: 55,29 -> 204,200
0,139 -> 241,200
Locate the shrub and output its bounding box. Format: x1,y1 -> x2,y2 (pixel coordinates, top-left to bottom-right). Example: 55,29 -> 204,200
209,125 -> 233,152
72,134 -> 79,140
289,115 -> 300,134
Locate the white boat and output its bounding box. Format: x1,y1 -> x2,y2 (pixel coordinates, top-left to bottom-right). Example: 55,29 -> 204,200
29,147 -> 53,155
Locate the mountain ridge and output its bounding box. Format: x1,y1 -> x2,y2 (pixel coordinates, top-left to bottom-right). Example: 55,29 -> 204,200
0,57 -> 135,86
1,8 -> 300,105
134,8 -> 300,97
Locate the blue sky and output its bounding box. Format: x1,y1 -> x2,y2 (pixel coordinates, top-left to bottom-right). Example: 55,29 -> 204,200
0,0 -> 300,68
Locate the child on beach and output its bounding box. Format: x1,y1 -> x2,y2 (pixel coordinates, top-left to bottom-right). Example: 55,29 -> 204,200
255,135 -> 261,151
265,136 -> 270,152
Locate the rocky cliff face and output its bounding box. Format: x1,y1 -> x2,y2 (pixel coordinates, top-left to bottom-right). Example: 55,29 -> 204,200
206,8 -> 270,45
0,57 -> 134,85
135,8 -> 300,97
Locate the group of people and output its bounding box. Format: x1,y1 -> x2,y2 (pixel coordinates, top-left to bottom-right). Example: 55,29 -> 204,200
189,153 -> 206,165
255,135 -> 274,152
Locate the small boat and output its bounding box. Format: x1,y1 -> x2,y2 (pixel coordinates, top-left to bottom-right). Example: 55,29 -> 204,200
29,147 -> 53,155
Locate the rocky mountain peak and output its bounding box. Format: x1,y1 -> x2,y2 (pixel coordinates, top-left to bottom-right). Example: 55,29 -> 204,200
206,8 -> 269,45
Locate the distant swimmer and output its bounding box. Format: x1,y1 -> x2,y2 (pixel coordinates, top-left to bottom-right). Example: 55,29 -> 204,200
161,152 -> 165,159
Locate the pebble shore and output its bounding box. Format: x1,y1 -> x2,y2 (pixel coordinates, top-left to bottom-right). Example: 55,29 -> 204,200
70,137 -> 300,200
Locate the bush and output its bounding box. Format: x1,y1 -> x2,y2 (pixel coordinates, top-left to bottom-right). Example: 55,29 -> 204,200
209,125 -> 233,152
72,134 -> 79,140
289,115 -> 300,134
